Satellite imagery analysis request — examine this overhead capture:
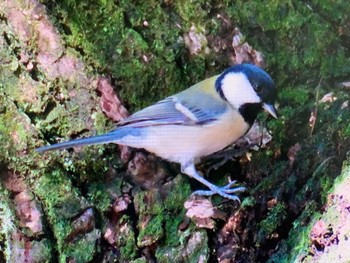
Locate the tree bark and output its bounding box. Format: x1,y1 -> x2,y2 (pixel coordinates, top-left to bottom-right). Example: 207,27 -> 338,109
1,0 -> 350,262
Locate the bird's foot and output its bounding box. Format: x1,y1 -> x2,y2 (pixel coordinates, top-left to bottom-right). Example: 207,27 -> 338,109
191,181 -> 246,202
182,162 -> 246,202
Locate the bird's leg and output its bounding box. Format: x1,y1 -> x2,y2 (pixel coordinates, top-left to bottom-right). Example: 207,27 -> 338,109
181,162 -> 246,201
202,144 -> 250,175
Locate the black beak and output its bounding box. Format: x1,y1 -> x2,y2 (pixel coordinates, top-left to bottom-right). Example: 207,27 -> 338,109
263,103 -> 277,118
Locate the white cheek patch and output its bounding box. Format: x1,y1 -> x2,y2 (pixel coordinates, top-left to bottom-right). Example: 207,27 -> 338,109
221,72 -> 261,109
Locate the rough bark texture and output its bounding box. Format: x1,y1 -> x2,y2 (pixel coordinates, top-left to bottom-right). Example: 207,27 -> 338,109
1,0 -> 350,262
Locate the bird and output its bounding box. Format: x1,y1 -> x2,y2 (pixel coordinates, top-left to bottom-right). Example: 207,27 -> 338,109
36,63 -> 277,201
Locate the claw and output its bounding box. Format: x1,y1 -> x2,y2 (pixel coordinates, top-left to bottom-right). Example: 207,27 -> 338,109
222,186 -> 247,194
192,190 -> 242,202
222,180 -> 238,189
182,162 -> 247,202
191,182 -> 246,201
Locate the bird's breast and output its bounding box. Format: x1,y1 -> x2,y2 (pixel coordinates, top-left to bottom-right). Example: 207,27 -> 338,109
140,108 -> 250,164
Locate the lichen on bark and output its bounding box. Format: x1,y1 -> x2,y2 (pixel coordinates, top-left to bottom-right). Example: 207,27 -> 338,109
1,0 -> 350,262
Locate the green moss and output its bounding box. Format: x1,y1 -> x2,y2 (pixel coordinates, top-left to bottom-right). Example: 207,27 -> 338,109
120,235 -> 138,261
163,212 -> 190,248
156,229 -> 208,263
257,203 -> 287,244
253,160 -> 288,193
137,215 -> 164,247
267,203 -> 319,263
91,111 -> 110,134
268,163 -> 350,262
163,175 -> 191,211
2,0 -> 350,261
0,97 -> 36,160
241,196 -> 256,208
40,0 -> 169,109
131,257 -> 147,263
62,230 -> 100,263
0,183 -> 53,262
26,239 -> 53,263
38,0 -> 350,120
32,170 -> 98,260
0,185 -> 16,261
279,86 -> 311,106
227,1 -> 350,86
134,190 -> 163,216
133,176 -> 192,255
40,0 -> 224,112
184,230 -> 209,263
87,176 -> 123,212
151,176 -> 209,261
116,215 -> 138,261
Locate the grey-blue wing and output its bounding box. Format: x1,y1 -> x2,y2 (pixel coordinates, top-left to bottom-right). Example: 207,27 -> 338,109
117,95 -> 226,128
36,87 -> 228,153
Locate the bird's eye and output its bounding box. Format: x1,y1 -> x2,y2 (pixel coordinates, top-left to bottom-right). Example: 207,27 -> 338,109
254,84 -> 262,93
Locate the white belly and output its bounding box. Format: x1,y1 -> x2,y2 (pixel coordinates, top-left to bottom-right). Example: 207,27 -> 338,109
134,109 -> 250,164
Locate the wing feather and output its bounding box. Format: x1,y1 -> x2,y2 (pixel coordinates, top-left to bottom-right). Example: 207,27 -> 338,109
117,76 -> 228,128
117,96 -> 222,128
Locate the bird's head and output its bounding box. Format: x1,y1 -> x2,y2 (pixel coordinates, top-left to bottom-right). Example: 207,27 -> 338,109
215,63 -> 277,123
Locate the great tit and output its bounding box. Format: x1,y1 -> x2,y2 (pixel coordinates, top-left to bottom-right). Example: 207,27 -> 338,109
36,63 -> 277,201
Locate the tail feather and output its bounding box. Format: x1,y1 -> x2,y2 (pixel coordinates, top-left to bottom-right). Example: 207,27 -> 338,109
36,133 -> 118,153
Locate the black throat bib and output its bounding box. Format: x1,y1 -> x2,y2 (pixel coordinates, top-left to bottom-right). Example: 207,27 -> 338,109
239,103 -> 262,126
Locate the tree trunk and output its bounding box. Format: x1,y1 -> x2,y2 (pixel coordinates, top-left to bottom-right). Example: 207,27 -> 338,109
0,0 -> 350,262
